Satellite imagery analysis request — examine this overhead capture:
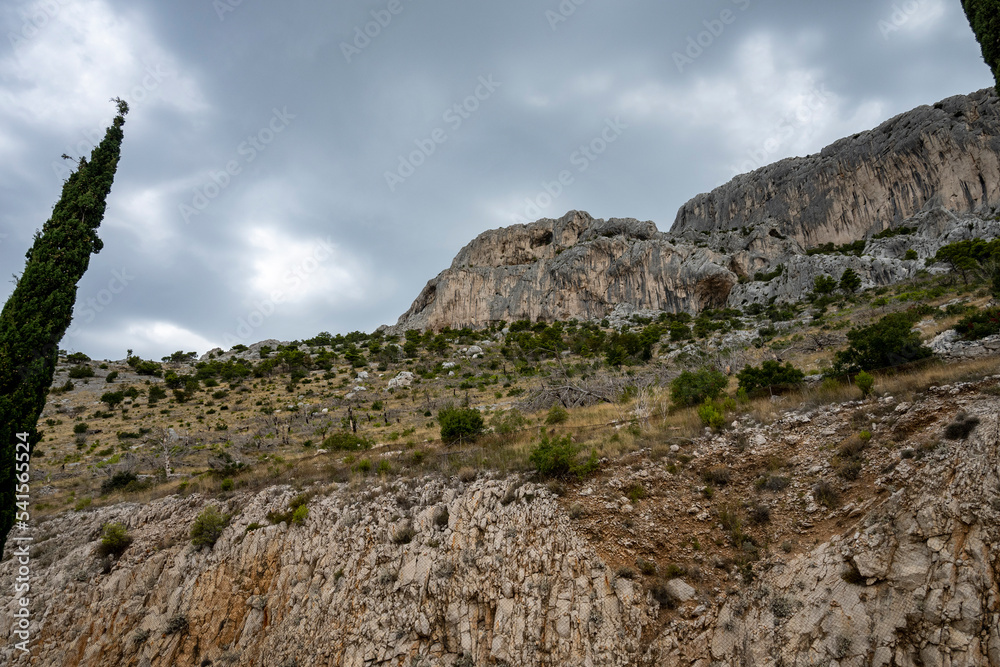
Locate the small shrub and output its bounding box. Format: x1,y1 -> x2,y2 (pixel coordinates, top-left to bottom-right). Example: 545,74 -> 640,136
68,364 -> 95,379
164,614 -> 188,635
954,307 -> 1000,340
615,566 -> 636,579
392,523 -> 417,544
670,368 -> 728,407
73,422 -> 89,434
834,459 -> 863,481
855,371 -> 874,398
105,370 -> 119,383
220,478 -> 234,492
755,475 -> 790,492
433,506 -> 450,528
100,471 -> 140,495
697,400 -> 726,430
651,583 -> 679,609
637,559 -> 657,576
438,406 -> 485,444
748,504 -> 771,524
701,466 -> 731,486
96,522 -> 132,559
625,483 -> 647,503
375,460 -> 392,476
944,412 -> 980,440
190,505 -> 230,548
290,504 -> 309,525
322,432 -> 370,451
489,409 -> 528,436
813,481 -> 840,508
545,404 -> 569,425
529,431 -> 598,479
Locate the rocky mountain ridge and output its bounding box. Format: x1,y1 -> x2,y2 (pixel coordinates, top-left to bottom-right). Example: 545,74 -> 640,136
393,89 -> 1000,332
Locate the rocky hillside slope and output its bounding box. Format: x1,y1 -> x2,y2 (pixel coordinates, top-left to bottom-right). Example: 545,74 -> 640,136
4,376 -> 999,666
394,89 -> 1000,331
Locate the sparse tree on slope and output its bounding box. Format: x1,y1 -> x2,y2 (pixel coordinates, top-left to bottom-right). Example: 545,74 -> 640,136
0,100 -> 128,552
962,0 -> 1000,90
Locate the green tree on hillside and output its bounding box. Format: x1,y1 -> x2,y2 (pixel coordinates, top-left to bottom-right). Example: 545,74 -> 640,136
0,100 -> 128,551
833,312 -> 933,373
962,0 -> 1000,90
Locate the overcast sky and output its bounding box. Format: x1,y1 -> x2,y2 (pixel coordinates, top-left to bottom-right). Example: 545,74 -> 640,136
0,0 -> 994,361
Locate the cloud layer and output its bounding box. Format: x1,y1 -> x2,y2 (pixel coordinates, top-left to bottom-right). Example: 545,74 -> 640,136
0,0 -> 994,360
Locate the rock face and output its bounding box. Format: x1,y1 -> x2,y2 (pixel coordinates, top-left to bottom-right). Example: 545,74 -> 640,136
672,88 -> 1000,246
393,211 -> 738,331
5,384 -> 1000,666
394,89 -> 1000,330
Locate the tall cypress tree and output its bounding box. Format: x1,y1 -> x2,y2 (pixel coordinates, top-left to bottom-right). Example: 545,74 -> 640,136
0,100 -> 128,551
962,0 -> 1000,91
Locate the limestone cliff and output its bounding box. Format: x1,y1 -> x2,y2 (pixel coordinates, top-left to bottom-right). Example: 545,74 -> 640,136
672,88 -> 1000,247
393,89 -> 1000,331
393,211 -> 738,331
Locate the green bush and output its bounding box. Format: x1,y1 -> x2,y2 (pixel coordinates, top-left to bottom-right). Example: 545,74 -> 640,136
100,471 -> 142,495
834,312 -> 933,372
190,505 -> 230,548
954,307 -> 1000,340
101,390 -> 125,410
73,422 -> 89,434
438,406 -> 485,444
96,522 -> 132,559
290,504 -> 309,525
528,432 -> 598,479
105,370 -> 119,383
904,249 -> 919,261
839,268 -> 862,293
670,368 -> 728,407
697,400 -> 726,430
855,371 -> 875,398
322,432 -> 371,451
736,361 -> 805,395
489,409 -> 528,436
68,364 -> 95,379
545,404 -> 569,425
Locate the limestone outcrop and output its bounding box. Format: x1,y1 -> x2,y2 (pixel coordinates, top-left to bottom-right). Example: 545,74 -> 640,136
672,88 -> 1000,246
393,89 -> 1000,331
393,211 -> 738,331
